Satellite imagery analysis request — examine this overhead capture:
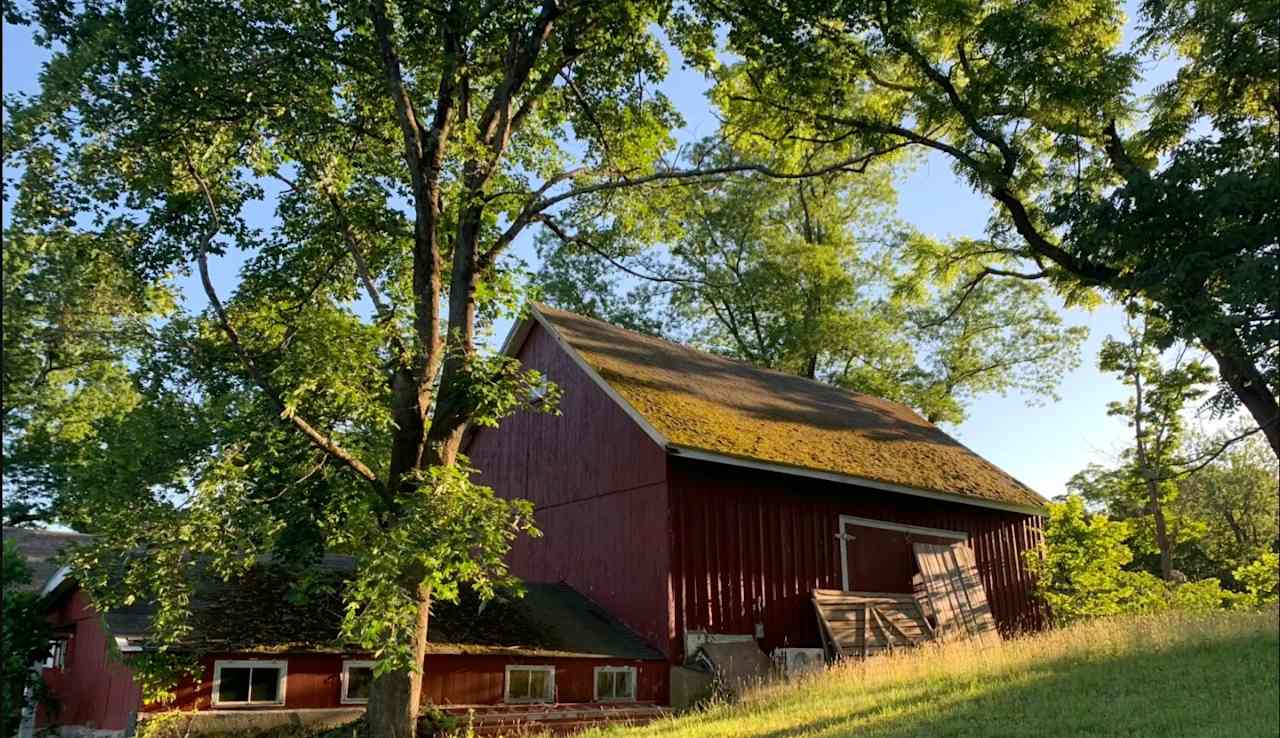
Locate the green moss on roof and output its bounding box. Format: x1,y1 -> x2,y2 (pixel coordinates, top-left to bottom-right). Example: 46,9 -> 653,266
534,304 -> 1046,510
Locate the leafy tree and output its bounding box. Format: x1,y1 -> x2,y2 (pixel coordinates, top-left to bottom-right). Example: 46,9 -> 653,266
1024,496 -> 1167,624
1175,428 -> 1279,579
539,144 -> 1085,424
2,540 -> 55,737
693,0 -> 1280,456
1091,315 -> 1214,580
1233,553 -> 1280,608
1,229 -> 171,526
0,2 -> 802,736
1070,422 -> 1278,585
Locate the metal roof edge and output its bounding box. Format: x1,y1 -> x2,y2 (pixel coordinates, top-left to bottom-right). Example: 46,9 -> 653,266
667,445 -> 1048,516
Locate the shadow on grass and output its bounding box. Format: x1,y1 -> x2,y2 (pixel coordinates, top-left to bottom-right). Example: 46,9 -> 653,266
635,629 -> 1279,738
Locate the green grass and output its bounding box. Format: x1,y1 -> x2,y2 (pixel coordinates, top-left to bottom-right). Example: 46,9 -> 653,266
582,609 -> 1280,738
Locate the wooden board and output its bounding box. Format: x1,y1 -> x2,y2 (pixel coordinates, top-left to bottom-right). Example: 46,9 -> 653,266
812,590 -> 933,660
912,542 -> 998,645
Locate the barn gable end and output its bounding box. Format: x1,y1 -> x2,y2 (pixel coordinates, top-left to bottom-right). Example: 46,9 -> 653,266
479,305 -> 1048,664
465,318 -> 675,656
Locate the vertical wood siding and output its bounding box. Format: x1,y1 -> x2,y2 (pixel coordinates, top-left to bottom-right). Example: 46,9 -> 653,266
157,653 -> 668,711
668,458 -> 1044,660
466,322 -> 673,655
419,656 -> 668,706
40,590 -> 143,731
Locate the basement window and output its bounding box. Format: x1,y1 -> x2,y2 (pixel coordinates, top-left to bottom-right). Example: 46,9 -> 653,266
593,666 -> 636,702
504,665 -> 555,703
212,660 -> 287,707
342,660 -> 375,704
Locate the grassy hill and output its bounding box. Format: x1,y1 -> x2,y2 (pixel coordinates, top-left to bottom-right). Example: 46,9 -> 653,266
585,609 -> 1279,738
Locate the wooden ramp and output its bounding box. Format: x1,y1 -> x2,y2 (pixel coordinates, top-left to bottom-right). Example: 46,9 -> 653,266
912,542 -> 999,645
812,590 -> 933,660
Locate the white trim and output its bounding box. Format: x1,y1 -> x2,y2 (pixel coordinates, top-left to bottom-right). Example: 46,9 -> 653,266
839,515 -> 968,541
503,664 -> 556,704
114,636 -> 143,653
670,446 -> 1047,515
211,659 -> 288,707
41,566 -> 72,597
527,306 -> 670,449
592,666 -> 637,702
507,304 -> 1047,516
340,660 -> 375,705
838,515 -> 968,591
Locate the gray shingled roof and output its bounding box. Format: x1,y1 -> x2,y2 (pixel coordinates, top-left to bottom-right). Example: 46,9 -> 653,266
43,550 -> 658,660
3,527 -> 90,593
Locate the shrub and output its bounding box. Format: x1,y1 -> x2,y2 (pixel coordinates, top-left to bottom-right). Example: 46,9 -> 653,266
1168,578 -> 1231,612
1025,497 -> 1168,623
1233,553 -> 1280,607
417,705 -> 458,738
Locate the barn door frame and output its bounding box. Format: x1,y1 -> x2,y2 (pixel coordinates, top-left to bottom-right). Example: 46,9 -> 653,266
836,515 -> 968,591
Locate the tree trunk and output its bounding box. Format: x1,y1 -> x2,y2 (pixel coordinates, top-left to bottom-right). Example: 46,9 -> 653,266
1197,326 -> 1280,460
1146,476 -> 1174,580
804,354 -> 818,379
1132,368 -> 1175,580
366,583 -> 432,738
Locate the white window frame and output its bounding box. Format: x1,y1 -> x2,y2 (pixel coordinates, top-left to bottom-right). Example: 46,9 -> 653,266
592,665 -> 637,702
43,637 -> 70,669
836,515 -> 967,592
503,664 -> 555,704
340,660 -> 376,705
211,659 -> 288,708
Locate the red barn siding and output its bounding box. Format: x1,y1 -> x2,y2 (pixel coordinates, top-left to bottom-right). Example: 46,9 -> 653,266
420,656 -> 668,706
159,653 -> 348,711
467,322 -> 672,655
668,457 -> 1043,659
42,590 -> 143,731
158,653 -> 667,711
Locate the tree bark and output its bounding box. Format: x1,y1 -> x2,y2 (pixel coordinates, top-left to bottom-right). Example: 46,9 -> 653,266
1148,479 -> 1174,580
1132,367 -> 1175,580
1196,326 -> 1280,459
365,583 -> 432,738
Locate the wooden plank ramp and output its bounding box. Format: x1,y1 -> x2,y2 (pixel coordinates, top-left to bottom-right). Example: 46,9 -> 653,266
912,542 -> 999,645
812,590 -> 932,660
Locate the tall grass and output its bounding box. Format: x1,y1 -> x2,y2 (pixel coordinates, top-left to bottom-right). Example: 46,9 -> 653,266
581,609 -> 1280,738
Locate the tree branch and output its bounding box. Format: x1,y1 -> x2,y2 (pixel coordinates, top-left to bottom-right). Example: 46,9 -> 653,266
183,154 -> 381,486
919,266 -> 1048,329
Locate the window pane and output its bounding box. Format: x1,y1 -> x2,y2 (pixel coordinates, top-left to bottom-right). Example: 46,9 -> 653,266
509,670 -> 530,699
249,667 -> 280,703
347,667 -> 373,701
596,671 -> 612,699
529,670 -> 548,700
218,668 -> 252,703
616,670 -> 633,699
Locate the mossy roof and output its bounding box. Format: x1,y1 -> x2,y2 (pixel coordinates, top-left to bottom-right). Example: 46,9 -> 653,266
533,304 -> 1047,511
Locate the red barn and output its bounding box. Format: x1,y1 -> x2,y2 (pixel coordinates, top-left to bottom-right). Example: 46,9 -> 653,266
466,305 -> 1048,664
7,535 -> 667,737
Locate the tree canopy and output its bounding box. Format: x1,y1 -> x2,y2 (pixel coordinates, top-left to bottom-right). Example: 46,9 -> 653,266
3,0 -> 1276,735
1,1 -> 743,735
694,0 -> 1279,455
538,140 -> 1087,424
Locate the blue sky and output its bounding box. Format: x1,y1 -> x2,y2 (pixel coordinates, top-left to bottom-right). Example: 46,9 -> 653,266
2,6 -> 1191,498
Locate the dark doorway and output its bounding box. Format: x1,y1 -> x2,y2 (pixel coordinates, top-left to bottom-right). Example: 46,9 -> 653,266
837,516 -> 964,593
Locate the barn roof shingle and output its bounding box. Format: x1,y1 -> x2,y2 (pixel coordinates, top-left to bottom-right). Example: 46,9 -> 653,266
72,555 -> 661,660
531,304 -> 1046,511
3,527 -> 90,592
